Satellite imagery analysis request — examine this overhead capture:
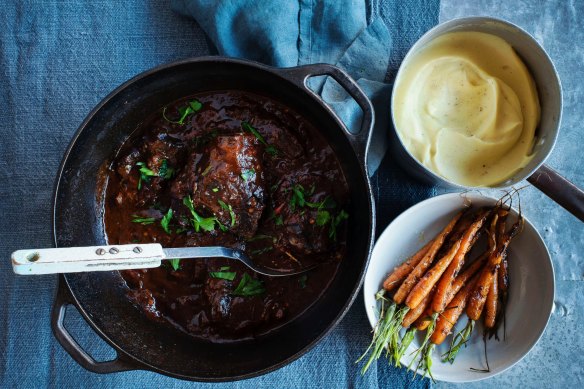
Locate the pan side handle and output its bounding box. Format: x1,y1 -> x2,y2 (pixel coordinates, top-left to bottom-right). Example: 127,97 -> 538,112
277,64 -> 374,168
51,276 -> 137,374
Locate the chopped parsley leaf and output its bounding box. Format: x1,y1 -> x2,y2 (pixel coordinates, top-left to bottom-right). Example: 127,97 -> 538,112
218,199 -> 236,226
240,168 -> 255,181
160,208 -> 173,234
136,160 -> 174,190
289,184 -> 306,212
158,159 -> 175,180
209,271 -> 237,281
307,196 -> 336,210
162,99 -> 203,125
168,258 -> 180,271
329,210 -> 349,241
183,195 -> 217,232
232,273 -> 265,296
316,209 -> 331,226
131,215 -> 156,225
241,121 -> 278,156
136,162 -> 156,190
212,187 -> 219,193
216,219 -> 229,232
274,215 -> 284,226
289,187 -> 337,228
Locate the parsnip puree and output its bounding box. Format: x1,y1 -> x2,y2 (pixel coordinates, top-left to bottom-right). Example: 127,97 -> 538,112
392,31 -> 540,187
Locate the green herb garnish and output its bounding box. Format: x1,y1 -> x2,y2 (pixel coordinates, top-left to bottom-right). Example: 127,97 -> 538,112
316,209 -> 331,226
163,99 -> 202,125
136,160 -> 174,190
136,162 -> 156,190
274,215 -> 284,226
218,200 -> 236,226
329,210 -> 349,241
212,187 -> 219,193
168,258 -> 180,271
241,121 -> 278,156
289,184 -> 306,211
306,196 -> 335,209
232,273 -> 265,296
216,220 -> 229,232
219,266 -> 231,271
160,208 -> 173,234
289,186 -> 337,229
131,215 -> 156,225
183,196 -> 217,232
158,159 -> 175,180
240,168 -> 255,181
137,163 -> 156,177
209,271 -> 237,281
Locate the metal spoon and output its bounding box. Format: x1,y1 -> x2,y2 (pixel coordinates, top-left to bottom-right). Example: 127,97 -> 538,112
11,243 -> 315,277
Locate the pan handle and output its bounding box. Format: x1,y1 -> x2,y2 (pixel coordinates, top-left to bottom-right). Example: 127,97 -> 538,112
527,164 -> 584,222
278,64 -> 375,166
51,276 -> 137,373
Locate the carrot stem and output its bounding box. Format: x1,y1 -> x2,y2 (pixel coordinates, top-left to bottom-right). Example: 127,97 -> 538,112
442,319 -> 475,364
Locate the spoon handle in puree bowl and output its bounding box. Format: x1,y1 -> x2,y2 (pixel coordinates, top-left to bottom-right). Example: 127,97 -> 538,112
527,164 -> 584,222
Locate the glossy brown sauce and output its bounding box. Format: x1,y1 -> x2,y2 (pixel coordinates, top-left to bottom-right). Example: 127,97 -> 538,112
103,91 -> 349,342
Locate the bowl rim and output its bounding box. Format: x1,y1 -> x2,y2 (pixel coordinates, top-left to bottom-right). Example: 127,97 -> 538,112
363,191 -> 556,382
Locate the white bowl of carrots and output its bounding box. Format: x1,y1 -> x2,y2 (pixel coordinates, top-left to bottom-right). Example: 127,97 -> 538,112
361,192 -> 554,382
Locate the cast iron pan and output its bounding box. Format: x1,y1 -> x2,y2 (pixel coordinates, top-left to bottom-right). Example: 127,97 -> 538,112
51,57 -> 375,381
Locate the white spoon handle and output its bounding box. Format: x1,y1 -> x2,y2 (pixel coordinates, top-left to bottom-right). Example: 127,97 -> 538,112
11,243 -> 164,275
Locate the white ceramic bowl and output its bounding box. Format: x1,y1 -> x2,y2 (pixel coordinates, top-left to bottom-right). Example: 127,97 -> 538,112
363,192 -> 555,382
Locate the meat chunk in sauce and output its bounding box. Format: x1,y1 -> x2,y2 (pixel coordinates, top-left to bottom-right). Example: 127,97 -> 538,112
172,134 -> 265,238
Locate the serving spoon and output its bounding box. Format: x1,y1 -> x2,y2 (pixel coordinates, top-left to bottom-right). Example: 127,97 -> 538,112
11,243 -> 315,277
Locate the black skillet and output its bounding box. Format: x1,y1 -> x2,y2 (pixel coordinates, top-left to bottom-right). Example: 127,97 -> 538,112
51,57 -> 376,381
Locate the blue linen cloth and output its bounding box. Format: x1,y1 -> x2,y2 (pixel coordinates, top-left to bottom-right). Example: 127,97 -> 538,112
0,0 -> 437,387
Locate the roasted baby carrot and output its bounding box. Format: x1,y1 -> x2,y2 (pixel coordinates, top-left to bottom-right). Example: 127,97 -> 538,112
402,289 -> 433,328
484,268 -> 499,329
405,239 -> 462,309
416,251 -> 488,331
423,209 -> 489,312
393,211 -> 464,305
431,274 -> 479,345
466,218 -> 523,321
383,239 -> 434,292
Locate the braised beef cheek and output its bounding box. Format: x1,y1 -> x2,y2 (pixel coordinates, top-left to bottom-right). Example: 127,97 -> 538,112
103,91 -> 350,342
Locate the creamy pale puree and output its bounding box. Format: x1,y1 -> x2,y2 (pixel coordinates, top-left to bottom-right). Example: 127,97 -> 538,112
393,31 -> 540,187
